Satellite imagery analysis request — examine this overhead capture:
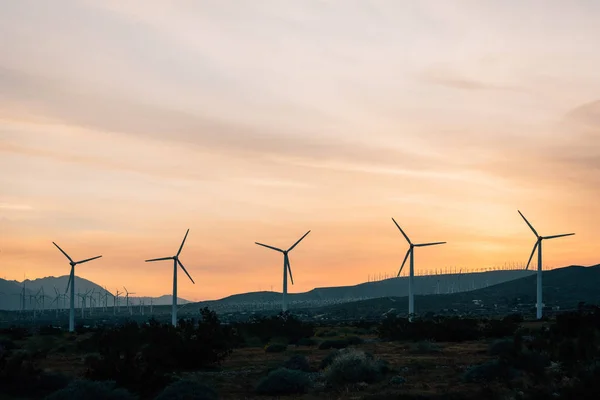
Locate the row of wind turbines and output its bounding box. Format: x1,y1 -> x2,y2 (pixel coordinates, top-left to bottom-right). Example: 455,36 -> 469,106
51,210 -> 574,332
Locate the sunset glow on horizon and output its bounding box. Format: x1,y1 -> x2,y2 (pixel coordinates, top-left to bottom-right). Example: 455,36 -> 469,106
1,1 -> 599,301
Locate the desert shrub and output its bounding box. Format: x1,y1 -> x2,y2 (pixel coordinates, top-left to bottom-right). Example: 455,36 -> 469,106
411,341 -> 442,354
241,336 -> 263,348
44,379 -> 137,400
378,315 -> 480,342
488,339 -> 515,357
463,360 -> 520,383
85,309 -> 235,395
0,337 -> 18,351
344,335 -> 364,345
297,337 -> 317,346
0,326 -> 30,341
265,343 -> 287,353
389,375 -> 406,385
316,329 -> 338,338
319,350 -> 341,370
37,371 -> 72,393
0,349 -> 70,397
39,325 -> 63,336
483,316 -> 520,338
154,379 -> 219,400
255,368 -> 311,395
318,339 -> 349,350
235,312 -> 314,346
24,335 -> 57,358
323,349 -> 386,386
283,354 -> 311,372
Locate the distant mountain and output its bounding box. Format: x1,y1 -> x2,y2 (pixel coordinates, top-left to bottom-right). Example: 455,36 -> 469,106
301,264 -> 600,319
194,269 -> 536,311
0,276 -> 191,311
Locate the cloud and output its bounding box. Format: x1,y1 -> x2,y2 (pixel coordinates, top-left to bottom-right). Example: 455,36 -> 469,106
417,67 -> 518,91
0,67 -> 463,179
0,203 -> 32,211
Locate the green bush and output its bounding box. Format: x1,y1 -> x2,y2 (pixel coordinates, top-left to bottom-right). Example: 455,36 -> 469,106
283,355 -> 311,372
323,349 -> 386,386
265,343 -> 287,353
44,379 -> 137,400
255,368 -> 312,395
154,379 -> 219,400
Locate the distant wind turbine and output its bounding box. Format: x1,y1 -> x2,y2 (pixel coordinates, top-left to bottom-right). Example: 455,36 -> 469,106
392,218 -> 446,321
518,210 -> 574,319
255,230 -> 311,312
52,242 -> 102,332
145,229 -> 195,326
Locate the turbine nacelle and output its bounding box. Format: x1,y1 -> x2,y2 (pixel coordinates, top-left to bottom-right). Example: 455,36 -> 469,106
255,230 -> 311,288
392,218 -> 446,277
145,229 -> 195,284
518,211 -> 575,270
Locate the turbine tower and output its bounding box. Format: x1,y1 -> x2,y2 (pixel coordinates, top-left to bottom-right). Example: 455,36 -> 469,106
255,230 -> 310,312
392,218 -> 445,321
145,229 -> 195,326
52,242 -> 102,332
518,210 -> 574,320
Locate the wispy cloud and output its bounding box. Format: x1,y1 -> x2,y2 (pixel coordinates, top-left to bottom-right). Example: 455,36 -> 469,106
0,203 -> 32,211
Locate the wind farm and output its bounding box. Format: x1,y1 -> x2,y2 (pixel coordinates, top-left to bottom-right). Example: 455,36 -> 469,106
2,2 -> 599,398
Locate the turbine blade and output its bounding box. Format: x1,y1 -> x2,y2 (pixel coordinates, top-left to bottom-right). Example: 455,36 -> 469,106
543,233 -> 575,240
518,210 -> 538,237
397,248 -> 411,277
415,241 -> 446,247
177,229 -> 189,256
255,242 -> 283,252
145,256 -> 173,262
53,242 -> 73,262
525,241 -> 539,270
178,259 -> 195,284
76,255 -> 102,264
286,255 -> 294,285
391,218 -> 411,244
287,230 -> 311,252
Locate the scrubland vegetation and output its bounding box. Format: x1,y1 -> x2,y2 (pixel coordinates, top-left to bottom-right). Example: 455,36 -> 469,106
1,305 -> 599,399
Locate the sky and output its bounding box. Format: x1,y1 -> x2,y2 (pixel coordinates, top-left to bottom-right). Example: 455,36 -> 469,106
1,0 -> 599,301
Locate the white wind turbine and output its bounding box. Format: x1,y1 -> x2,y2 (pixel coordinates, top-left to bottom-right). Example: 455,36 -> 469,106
145,229 -> 195,326
255,230 -> 311,312
52,242 -> 102,332
392,218 -> 446,321
518,210 -> 575,320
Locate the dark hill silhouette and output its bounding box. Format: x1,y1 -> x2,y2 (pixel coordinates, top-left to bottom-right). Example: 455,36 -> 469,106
302,264 -> 600,319
194,269 -> 535,311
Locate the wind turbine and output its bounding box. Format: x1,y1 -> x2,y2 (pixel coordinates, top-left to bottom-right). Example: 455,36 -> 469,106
392,218 -> 445,321
123,287 -> 136,315
255,230 -> 311,312
518,210 -> 575,319
53,242 -> 102,332
145,229 -> 195,326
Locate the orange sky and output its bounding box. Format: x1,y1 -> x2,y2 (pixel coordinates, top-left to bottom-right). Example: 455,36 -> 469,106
1,1 -> 599,301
